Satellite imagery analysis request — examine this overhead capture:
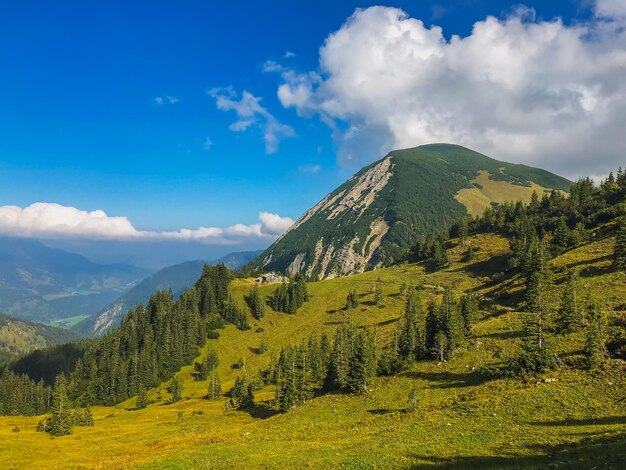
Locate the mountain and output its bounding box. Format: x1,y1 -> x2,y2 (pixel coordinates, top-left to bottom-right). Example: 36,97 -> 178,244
74,250 -> 262,337
0,237 -> 150,324
0,312 -> 77,365
248,144 -> 571,279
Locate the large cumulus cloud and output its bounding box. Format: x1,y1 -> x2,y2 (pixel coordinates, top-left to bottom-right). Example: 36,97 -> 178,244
273,3 -> 626,178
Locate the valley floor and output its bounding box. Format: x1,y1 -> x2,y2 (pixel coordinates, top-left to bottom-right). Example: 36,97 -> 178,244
1,233 -> 625,469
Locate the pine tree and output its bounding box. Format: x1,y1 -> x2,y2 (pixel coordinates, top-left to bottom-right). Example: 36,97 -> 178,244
136,383 -> 148,409
246,284 -> 266,320
556,270 -> 581,334
345,290 -> 359,310
398,290 -> 423,360
231,375 -> 254,410
614,217 -> 626,271
459,294 -> 479,336
47,375 -> 73,436
432,331 -> 447,362
584,297 -> 608,369
441,287 -> 464,357
167,375 -> 183,403
346,329 -> 376,394
207,370 -> 221,400
373,278 -> 383,306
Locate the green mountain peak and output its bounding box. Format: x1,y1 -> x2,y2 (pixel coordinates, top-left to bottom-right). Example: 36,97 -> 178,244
249,144 -> 571,279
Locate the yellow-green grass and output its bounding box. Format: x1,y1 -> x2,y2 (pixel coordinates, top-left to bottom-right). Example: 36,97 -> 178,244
455,171 -> 554,217
1,233 -> 625,469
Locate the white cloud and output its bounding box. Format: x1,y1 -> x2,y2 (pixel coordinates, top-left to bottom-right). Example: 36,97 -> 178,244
154,95 -> 179,106
258,212 -> 294,234
298,164 -> 322,174
596,0 -> 626,18
0,202 -> 293,245
210,87 -> 294,154
284,51 -> 297,58
202,137 -> 212,151
273,4 -> 626,178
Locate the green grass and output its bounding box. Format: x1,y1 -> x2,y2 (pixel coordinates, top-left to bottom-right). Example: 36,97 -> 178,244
1,232 -> 625,469
43,314 -> 90,329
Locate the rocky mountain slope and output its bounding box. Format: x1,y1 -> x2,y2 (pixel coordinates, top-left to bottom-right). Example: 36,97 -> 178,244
248,144 -> 571,279
74,250 -> 261,337
0,313 -> 76,365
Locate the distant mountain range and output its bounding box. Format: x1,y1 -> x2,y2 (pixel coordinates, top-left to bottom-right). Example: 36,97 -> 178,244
74,250 -> 262,337
247,144 -> 571,279
0,237 -> 150,324
0,312 -> 77,365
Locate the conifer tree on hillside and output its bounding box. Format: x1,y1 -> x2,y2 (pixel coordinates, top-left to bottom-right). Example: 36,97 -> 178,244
398,289 -> 424,360
136,383 -> 148,409
48,375 -> 73,436
614,217 -> 626,271
459,293 -> 479,336
373,278 -> 383,306
584,297 -> 608,370
231,375 -> 254,410
441,287 -> 464,358
346,329 -> 377,394
167,375 -> 183,403
245,284 -> 266,320
345,290 -> 359,310
207,370 -> 221,400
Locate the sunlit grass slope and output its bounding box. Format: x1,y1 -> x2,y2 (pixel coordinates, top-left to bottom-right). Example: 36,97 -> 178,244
1,232 -> 625,469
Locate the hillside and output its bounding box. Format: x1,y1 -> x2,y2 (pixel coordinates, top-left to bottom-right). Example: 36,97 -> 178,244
74,250 -> 262,337
248,144 -> 571,279
0,313 -> 76,365
1,222 -> 625,468
0,237 -> 149,325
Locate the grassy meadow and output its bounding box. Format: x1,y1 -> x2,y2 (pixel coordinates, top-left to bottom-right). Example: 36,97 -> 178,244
1,232 -> 625,469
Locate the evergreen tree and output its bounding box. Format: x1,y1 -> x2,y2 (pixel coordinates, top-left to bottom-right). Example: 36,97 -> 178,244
373,278 -> 383,306
207,370 -> 221,400
614,217 -> 626,271
441,287 -> 464,357
231,375 -> 254,410
459,294 -> 479,336
47,375 -> 73,436
346,329 -> 377,394
325,324 -> 355,390
398,289 -> 424,360
136,383 -> 148,409
167,375 -> 183,403
245,285 -> 266,320
345,290 -> 359,310
584,297 -> 608,369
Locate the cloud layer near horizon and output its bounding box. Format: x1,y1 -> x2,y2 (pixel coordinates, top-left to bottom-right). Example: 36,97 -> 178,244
273,2 -> 626,178
0,203 -> 293,245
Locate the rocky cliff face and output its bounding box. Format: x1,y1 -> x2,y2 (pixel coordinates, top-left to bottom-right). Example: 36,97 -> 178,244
248,144 -> 571,279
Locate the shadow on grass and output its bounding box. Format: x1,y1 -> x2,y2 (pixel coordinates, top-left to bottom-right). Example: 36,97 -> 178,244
454,255 -> 509,278
246,402 -> 281,420
580,262 -> 616,278
367,407 -> 415,415
409,432 -> 626,469
401,370 -> 485,389
473,330 -> 523,341
375,317 -> 401,327
530,416 -> 626,427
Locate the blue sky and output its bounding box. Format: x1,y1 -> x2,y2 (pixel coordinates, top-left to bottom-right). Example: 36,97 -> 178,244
0,0 -> 623,262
